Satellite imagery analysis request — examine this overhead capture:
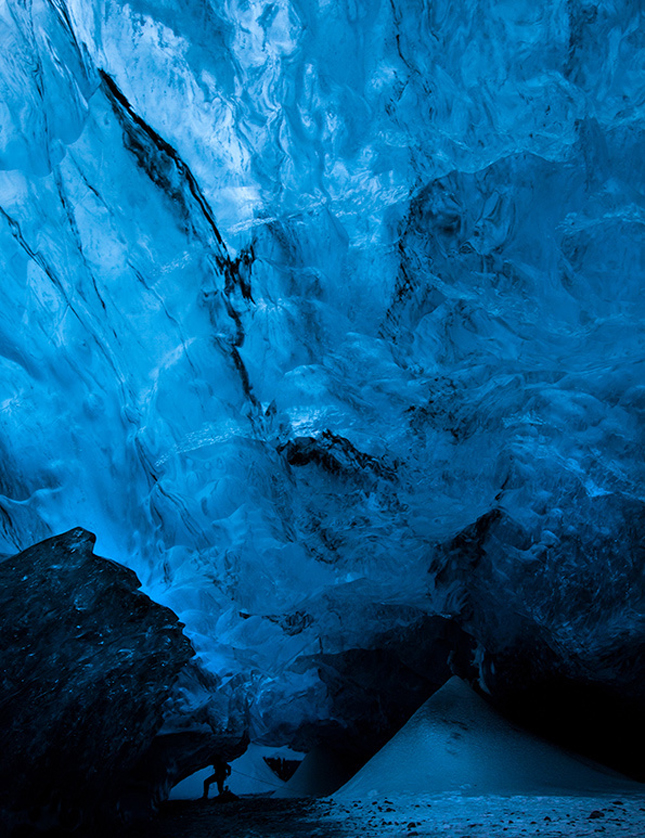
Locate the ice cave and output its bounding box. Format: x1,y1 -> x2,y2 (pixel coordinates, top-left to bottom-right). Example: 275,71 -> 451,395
1,0 -> 645,835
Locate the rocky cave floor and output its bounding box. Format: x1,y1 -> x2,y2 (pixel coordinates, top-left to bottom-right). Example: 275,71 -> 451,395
125,793 -> 645,837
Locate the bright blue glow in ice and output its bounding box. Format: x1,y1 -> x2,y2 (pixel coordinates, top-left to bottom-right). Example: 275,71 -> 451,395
1,0 -> 645,740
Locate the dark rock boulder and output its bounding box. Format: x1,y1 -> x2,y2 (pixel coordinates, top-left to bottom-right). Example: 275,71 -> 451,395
431,503 -> 645,780
125,661 -> 250,810
0,528 -> 194,831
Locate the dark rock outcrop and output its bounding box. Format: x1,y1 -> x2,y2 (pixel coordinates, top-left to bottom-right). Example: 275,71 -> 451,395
279,430 -> 396,481
431,504 -> 645,780
127,661 -> 250,809
0,528 -> 194,831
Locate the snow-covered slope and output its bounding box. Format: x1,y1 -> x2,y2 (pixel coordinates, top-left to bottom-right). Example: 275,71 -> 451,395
275,746 -> 359,798
336,678 -> 640,798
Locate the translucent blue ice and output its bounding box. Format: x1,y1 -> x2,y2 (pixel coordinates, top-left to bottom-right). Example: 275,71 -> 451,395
1,0 -> 644,741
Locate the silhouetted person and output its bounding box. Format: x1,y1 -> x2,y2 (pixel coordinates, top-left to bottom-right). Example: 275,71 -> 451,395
203,756 -> 231,799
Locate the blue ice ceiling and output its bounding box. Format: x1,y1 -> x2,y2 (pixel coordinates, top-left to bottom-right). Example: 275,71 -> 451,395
2,0 -> 645,740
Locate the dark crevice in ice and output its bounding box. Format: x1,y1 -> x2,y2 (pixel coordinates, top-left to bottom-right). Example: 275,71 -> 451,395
99,69 -> 259,407
279,430 -> 397,481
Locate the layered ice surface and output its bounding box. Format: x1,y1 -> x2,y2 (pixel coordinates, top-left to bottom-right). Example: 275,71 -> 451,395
1,0 -> 645,743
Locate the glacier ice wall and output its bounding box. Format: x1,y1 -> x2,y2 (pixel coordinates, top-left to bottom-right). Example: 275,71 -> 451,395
2,0 -> 645,743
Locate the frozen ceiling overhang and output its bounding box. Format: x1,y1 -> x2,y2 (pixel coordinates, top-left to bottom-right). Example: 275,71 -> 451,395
1,0 -> 645,772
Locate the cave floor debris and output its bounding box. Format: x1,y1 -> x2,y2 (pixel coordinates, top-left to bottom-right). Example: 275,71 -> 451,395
130,792 -> 645,837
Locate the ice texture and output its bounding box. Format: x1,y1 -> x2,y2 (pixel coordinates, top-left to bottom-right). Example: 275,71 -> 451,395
1,0 -> 645,745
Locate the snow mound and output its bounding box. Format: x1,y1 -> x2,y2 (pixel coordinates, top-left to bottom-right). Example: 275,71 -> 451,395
335,678 -> 641,799
275,747 -> 358,799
